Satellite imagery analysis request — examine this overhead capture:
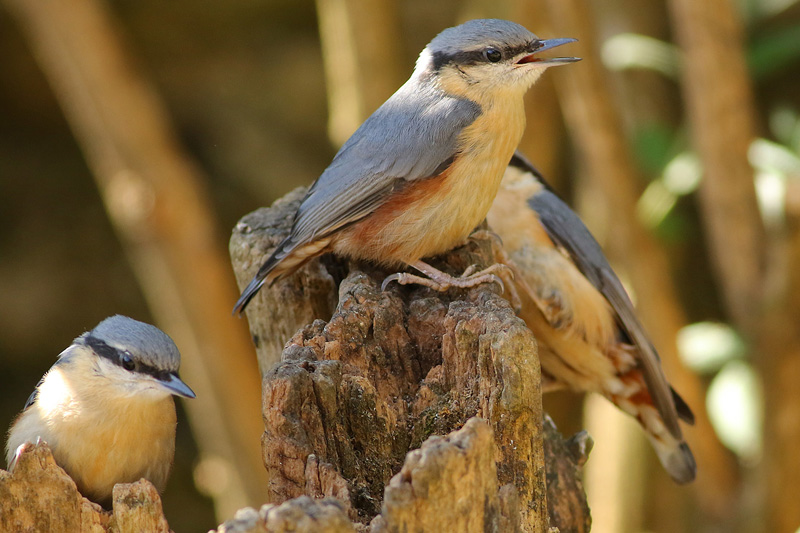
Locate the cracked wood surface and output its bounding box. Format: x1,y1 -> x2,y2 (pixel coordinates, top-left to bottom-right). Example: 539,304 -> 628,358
230,188 -> 591,532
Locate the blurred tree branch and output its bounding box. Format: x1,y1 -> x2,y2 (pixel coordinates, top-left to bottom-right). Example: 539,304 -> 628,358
315,0 -> 404,145
541,0 -> 740,527
667,1 -> 800,530
757,210 -> 800,532
666,0 -> 766,334
3,0 -> 267,519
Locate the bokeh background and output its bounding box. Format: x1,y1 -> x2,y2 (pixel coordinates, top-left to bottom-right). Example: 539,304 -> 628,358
1,0 -> 799,531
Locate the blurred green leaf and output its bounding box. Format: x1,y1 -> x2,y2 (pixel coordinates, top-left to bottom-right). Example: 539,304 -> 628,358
601,33 -> 680,78
662,152 -> 702,195
637,151 -> 700,234
638,179 -> 677,229
749,138 -> 800,173
748,25 -> 800,80
768,106 -> 800,153
632,124 -> 678,176
706,360 -> 762,462
677,321 -> 746,373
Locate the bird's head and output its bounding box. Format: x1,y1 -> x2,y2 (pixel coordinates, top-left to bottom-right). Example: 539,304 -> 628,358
71,315 -> 196,401
416,19 -> 579,100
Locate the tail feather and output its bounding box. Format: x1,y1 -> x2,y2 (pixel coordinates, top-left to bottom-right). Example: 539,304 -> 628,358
649,436 -> 697,484
671,386 -> 695,425
233,276 -> 267,315
233,234 -> 333,315
232,239 -> 293,315
606,379 -> 696,483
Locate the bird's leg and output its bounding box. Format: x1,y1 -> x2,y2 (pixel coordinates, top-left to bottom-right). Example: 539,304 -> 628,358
469,229 -> 522,312
381,259 -> 510,292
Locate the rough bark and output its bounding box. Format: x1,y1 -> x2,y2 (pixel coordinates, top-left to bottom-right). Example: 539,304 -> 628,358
0,442 -> 170,533
213,497 -> 355,533
211,417 -> 591,533
230,189 -> 591,532
543,417 -> 592,533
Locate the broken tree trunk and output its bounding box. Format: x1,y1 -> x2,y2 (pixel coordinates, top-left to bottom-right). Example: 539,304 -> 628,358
0,442 -> 171,533
229,188 -> 591,532
0,187 -> 591,533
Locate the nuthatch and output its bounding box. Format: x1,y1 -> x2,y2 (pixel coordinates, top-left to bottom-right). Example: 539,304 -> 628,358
234,19 -> 579,313
5,315 -> 195,505
487,153 -> 696,483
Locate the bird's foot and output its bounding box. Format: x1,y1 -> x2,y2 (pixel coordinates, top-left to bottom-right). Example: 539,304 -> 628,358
381,260 -> 510,293
469,228 -> 504,249
468,229 -> 522,312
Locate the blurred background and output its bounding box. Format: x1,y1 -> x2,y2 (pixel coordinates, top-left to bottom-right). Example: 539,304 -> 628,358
1,0 -> 799,531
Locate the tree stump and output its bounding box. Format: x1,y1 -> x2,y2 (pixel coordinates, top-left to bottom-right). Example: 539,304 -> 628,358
0,442 -> 171,533
0,188 -> 591,533
229,188 -> 592,532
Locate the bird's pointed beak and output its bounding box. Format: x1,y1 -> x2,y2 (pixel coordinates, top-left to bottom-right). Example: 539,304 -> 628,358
517,38 -> 581,65
160,372 -> 196,399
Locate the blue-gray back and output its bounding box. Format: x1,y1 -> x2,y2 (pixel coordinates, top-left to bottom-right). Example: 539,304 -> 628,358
288,78 -> 481,247
511,154 -> 685,439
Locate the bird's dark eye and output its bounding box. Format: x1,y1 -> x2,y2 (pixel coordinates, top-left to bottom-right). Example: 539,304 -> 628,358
485,48 -> 502,63
121,352 -> 135,371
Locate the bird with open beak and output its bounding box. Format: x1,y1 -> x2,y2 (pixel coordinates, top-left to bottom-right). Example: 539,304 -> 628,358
234,19 -> 579,313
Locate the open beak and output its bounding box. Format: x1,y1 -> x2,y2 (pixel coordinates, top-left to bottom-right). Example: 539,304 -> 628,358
517,38 -> 581,65
159,372 -> 196,399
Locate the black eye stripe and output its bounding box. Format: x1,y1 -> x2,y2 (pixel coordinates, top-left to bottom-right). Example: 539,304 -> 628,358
83,335 -> 171,381
431,41 -> 537,71
84,335 -> 119,361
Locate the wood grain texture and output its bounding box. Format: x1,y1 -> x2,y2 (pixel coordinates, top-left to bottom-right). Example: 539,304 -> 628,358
231,189 -> 591,532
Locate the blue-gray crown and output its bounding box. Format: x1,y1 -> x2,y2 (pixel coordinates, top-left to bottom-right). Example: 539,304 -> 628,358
82,315 -> 181,372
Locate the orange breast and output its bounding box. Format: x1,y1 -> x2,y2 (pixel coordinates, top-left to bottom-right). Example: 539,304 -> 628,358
332,96 -> 528,266
333,167 -> 454,265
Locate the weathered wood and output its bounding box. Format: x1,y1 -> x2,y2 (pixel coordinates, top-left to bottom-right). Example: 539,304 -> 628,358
213,497 -> 356,533
543,416 -> 593,533
230,187 -> 339,376
230,189 -> 591,532
0,443 -> 170,533
373,418 -> 520,532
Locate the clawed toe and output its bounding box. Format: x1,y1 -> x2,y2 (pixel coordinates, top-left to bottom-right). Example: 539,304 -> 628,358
381,273 -> 403,291
460,264 -> 478,278
382,271 -> 445,292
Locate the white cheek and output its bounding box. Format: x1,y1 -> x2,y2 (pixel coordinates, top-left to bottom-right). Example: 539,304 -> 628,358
136,384 -> 173,400
96,360 -> 171,400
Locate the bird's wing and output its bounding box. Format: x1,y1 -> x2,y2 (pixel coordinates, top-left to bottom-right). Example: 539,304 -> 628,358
23,385 -> 40,411
233,84 -> 481,313
511,156 -> 685,439
288,83 -> 481,248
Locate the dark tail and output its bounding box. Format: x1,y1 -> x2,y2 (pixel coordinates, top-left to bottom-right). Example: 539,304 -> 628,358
232,240 -> 291,315
232,276 -> 267,315
671,386 -> 695,425
654,440 -> 697,485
